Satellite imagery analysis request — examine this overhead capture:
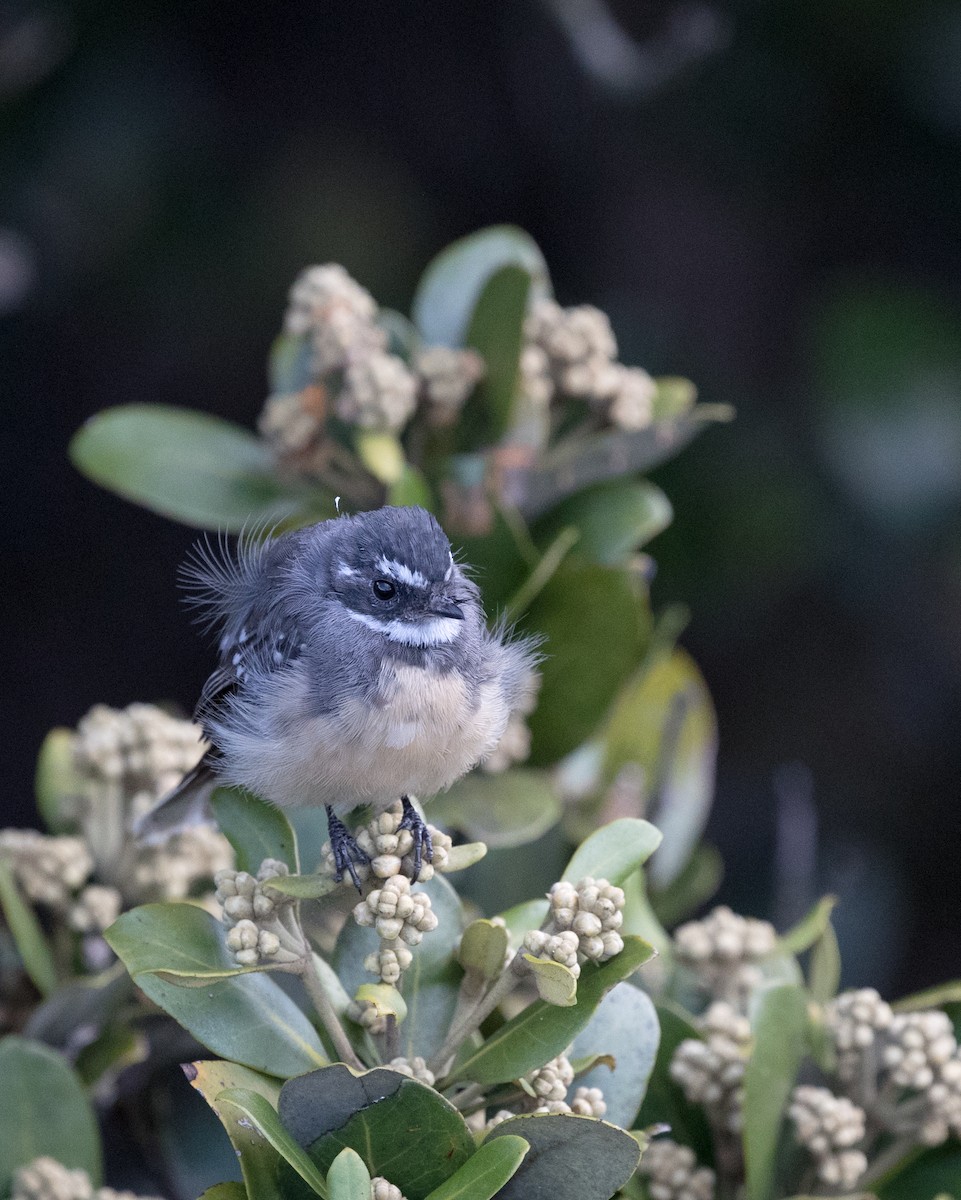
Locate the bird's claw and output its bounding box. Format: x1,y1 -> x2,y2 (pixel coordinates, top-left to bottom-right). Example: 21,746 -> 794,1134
399,796 -> 433,882
326,806 -> 370,892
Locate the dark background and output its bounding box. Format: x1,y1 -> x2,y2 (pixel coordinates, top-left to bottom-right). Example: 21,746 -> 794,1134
3,0 -> 961,995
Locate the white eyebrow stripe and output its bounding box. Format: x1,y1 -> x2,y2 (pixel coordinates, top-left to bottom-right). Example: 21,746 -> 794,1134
376,557 -> 428,589
345,609 -> 462,646
337,562 -> 358,577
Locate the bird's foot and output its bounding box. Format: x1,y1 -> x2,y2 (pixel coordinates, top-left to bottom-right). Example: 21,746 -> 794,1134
326,806 -> 370,892
399,796 -> 434,882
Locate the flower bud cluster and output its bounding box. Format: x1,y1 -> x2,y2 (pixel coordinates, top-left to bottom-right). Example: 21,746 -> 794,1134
11,1158 -> 164,1200
825,990 -> 961,1146
370,1180 -> 406,1200
670,1002 -> 751,1136
353,875 -> 439,985
128,824 -> 233,903
673,906 -> 777,1006
68,884 -> 122,934
569,1086 -> 607,1117
637,1138 -> 716,1200
0,830 -> 93,908
284,264 -> 383,371
323,802 -> 452,885
525,301 -> 619,402
338,352 -> 418,432
387,1055 -> 435,1085
788,1086 -> 867,1190
215,859 -> 303,967
74,703 -> 206,803
414,347 -> 485,427
527,1052 -> 575,1102
825,987 -> 893,1082
523,877 -> 625,974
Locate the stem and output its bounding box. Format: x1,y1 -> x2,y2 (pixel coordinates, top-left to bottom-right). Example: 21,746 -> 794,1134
451,1082 -> 487,1112
429,958 -> 526,1077
298,953 -> 364,1070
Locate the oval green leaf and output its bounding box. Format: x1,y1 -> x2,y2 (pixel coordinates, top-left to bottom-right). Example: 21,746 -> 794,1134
743,984 -> 809,1200
635,1003 -> 713,1163
562,818 -> 663,888
412,226 -> 550,349
0,1036 -> 101,1193
211,788 -> 300,874
430,770 -> 561,849
525,563 -> 650,765
533,481 -> 673,566
485,1114 -> 640,1200
424,1135 -> 529,1200
0,859 -> 58,996
279,1066 -> 474,1200
215,1087 -> 329,1200
570,982 -> 660,1129
34,728 -> 82,834
70,405 -> 321,531
326,1148 -> 370,1200
449,935 -> 655,1087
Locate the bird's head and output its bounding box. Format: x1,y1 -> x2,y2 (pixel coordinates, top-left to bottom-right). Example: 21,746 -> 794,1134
329,506 -> 477,648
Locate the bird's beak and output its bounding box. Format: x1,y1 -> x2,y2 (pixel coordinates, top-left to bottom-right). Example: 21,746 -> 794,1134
429,598 -> 465,620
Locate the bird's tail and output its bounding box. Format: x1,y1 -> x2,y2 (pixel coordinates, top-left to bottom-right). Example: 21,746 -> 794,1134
133,760 -> 220,844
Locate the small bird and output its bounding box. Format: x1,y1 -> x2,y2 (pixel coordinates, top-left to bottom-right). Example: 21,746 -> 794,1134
137,505 -> 538,887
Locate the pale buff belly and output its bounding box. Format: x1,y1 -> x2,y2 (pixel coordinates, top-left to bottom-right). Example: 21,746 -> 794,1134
217,663 -> 509,814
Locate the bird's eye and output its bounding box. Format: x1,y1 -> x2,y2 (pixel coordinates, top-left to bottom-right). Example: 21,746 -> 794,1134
372,579 -> 396,601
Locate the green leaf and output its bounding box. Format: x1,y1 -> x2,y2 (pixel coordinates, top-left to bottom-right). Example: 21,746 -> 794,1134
326,1148 -> 370,1200
430,770 -> 561,849
600,649 -> 717,889
424,1136 -> 528,1200
523,955 -> 579,1006
571,982 -> 660,1129
443,842 -> 488,872
484,1114 -> 640,1200
74,1023 -> 147,1087
620,870 -> 672,959
743,984 -> 809,1200
279,1066 -> 474,1200
34,728 -> 82,833
458,920 -> 510,982
533,481 -> 673,567
262,873 -> 339,900
412,226 -> 550,349
199,1185 -> 249,1200
136,969 -> 328,1077
808,921 -> 842,1004
450,936 -> 656,1086
187,1059 -> 283,1110
457,265 -> 531,448
649,843 -> 724,928
354,430 -> 406,486
70,405 -> 322,531
216,1087 -> 329,1199
780,896 -> 838,955
893,982 -> 961,1012
874,1141 -> 961,1198
106,902 -> 283,984
108,906 -> 327,1076
211,788 -> 300,874
562,818 -> 663,887
354,983 -> 408,1024
388,464 -> 435,510
635,1004 -> 713,1164
518,412 -> 731,522
0,858 -> 58,995
525,563 -> 650,765
334,875 -> 464,1061
0,1036 -> 101,1193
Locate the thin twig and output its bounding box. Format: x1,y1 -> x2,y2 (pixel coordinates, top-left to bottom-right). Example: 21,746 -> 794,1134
298,953 -> 364,1070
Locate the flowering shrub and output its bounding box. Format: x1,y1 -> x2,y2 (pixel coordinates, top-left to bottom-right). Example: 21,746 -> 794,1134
2,229 -> 960,1200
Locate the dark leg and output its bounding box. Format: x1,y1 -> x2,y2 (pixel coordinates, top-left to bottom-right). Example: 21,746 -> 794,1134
326,805 -> 369,892
398,796 -> 434,882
